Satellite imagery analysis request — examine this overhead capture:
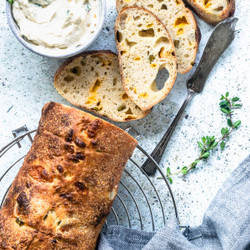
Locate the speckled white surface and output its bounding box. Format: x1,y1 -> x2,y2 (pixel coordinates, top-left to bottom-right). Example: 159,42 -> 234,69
0,0 -> 250,231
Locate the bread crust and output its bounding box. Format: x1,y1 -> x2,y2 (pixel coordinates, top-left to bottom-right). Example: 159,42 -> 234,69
54,51 -> 151,122
0,102 -> 137,249
184,0 -> 235,25
115,6 -> 177,111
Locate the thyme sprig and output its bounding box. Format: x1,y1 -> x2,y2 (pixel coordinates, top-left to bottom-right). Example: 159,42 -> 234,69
165,92 -> 242,184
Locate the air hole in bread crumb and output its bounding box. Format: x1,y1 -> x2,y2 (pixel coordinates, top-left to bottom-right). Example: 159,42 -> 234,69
147,4 -> 153,8
70,66 -> 81,76
156,37 -> 169,46
149,55 -> 155,63
203,0 -> 211,7
139,28 -> 155,37
158,47 -> 171,58
90,79 -> 101,93
117,104 -> 126,111
63,89 -> 68,94
161,4 -> 167,10
214,6 -> 224,11
133,15 -> 141,21
116,31 -> 123,42
120,51 -> 127,55
174,40 -> 180,48
119,13 -> 128,29
113,78 -> 117,86
125,108 -> 133,115
64,75 -> 74,82
81,60 -> 86,66
152,67 -> 169,91
122,93 -> 129,100
175,16 -> 189,27
126,39 -> 137,47
91,66 -> 94,71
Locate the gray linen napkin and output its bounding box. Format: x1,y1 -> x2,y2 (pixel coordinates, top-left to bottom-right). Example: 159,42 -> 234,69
98,156 -> 250,250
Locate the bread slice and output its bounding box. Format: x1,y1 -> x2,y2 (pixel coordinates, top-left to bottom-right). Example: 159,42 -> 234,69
184,0 -> 235,25
115,7 -> 177,111
54,51 -> 150,122
116,0 -> 200,74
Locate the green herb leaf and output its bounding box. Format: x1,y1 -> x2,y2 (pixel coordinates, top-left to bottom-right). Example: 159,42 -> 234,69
193,160 -> 200,165
211,141 -> 218,148
202,152 -> 210,159
221,128 -> 226,136
225,92 -> 229,97
168,177 -> 173,184
181,167 -> 188,175
234,104 -> 242,107
198,142 -> 203,149
232,97 -> 239,102
219,100 -> 228,106
167,167 -> 171,175
221,108 -> 230,114
233,120 -> 241,129
220,141 -> 226,150
227,119 -> 233,127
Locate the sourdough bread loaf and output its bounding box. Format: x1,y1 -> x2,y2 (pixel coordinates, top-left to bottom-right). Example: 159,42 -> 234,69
115,7 -> 177,111
116,0 -> 200,74
54,51 -> 150,122
184,0 -> 235,25
0,102 -> 137,249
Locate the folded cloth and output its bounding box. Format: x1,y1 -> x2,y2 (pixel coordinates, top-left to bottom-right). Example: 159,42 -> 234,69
98,156 -> 250,250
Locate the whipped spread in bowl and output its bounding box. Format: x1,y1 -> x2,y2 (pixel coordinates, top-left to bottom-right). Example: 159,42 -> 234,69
12,0 -> 101,51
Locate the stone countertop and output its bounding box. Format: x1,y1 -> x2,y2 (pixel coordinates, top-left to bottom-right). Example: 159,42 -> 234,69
0,0 -> 249,230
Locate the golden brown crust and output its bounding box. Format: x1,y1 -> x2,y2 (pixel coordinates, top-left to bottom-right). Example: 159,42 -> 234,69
184,0 -> 235,25
115,6 -> 177,111
54,51 -> 152,122
0,102 -> 137,249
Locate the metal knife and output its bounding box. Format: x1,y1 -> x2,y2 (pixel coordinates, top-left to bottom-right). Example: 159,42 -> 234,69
142,17 -> 238,176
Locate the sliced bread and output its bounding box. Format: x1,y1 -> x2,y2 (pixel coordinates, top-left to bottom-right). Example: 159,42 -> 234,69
116,0 -> 200,74
115,7 -> 177,111
184,0 -> 235,25
54,51 -> 150,122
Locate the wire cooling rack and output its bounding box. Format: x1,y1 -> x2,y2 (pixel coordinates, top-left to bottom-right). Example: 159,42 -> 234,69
0,126 -> 179,232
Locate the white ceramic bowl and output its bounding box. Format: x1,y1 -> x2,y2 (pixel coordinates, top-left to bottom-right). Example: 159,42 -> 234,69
6,0 -> 106,59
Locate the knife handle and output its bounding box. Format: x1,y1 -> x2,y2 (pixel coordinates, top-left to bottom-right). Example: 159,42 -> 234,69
142,90 -> 196,176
